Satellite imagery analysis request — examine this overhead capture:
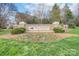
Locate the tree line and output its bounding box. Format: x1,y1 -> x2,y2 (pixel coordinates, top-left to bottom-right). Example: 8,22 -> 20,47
0,3 -> 79,28
16,4 -> 79,26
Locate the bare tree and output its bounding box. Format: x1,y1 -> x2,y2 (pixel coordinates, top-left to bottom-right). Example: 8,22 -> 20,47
0,16 -> 7,28
0,3 -> 17,28
33,4 -> 50,24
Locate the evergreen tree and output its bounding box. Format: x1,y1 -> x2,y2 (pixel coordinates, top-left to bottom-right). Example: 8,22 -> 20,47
63,4 -> 74,24
51,4 -> 61,22
75,3 -> 79,26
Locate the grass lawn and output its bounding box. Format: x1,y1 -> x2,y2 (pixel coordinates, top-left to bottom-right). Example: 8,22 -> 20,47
0,29 -> 11,35
0,37 -> 79,56
68,27 -> 79,34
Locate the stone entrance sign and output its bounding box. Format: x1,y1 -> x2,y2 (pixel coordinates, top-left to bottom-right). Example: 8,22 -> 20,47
26,24 -> 51,31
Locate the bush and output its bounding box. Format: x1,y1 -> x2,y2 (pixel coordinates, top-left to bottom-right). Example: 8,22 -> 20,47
0,28 -> 2,32
68,23 -> 76,29
11,28 -> 26,34
53,27 -> 65,33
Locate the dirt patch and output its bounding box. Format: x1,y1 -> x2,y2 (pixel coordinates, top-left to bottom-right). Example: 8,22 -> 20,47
0,34 -> 17,39
0,32 -> 79,41
54,33 -> 79,39
27,32 -> 79,39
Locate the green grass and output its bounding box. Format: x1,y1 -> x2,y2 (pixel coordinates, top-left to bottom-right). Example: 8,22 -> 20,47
0,37 -> 79,56
68,27 -> 79,34
0,29 -> 11,35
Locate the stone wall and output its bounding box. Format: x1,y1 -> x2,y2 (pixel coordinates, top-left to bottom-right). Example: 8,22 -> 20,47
26,24 -> 52,31
12,21 -> 68,32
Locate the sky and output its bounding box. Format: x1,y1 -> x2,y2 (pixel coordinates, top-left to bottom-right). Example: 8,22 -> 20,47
15,3 -> 78,15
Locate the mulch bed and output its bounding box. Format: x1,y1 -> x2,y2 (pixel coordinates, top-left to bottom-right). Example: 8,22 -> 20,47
0,32 -> 79,42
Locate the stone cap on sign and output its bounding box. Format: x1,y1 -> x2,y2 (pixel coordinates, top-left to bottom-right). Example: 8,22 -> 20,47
52,21 -> 60,28
19,21 -> 26,25
52,21 -> 60,25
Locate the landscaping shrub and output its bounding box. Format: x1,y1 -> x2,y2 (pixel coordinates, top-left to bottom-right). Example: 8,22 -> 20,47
53,27 -> 65,33
0,28 -> 2,32
11,28 -> 26,34
68,23 -> 76,28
